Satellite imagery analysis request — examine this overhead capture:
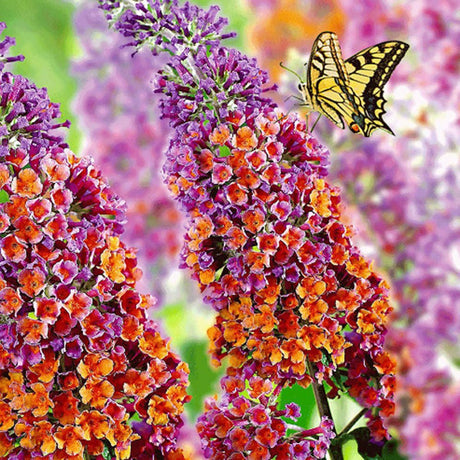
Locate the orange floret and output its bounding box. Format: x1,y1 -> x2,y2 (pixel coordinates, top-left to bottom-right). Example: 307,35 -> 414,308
24,382 -> 53,417
18,267 -> 46,297
12,168 -> 43,198
17,317 -> 48,345
139,331 -> 169,359
21,420 -> 56,455
299,298 -> 328,322
77,410 -> 110,440
77,353 -> 114,379
310,188 -> 332,218
53,391 -> 80,425
346,254 -> 372,279
357,309 -> 379,334
280,339 -> 305,363
1,235 -> 26,263
147,395 -> 174,425
79,377 -> 115,409
124,369 -> 154,398
0,400 -> 16,431
235,126 -> 257,151
209,124 -> 231,145
223,321 -> 246,347
29,348 -> 58,383
253,304 -> 277,334
101,248 -> 126,284
121,315 -> 144,341
0,287 -> 22,314
296,276 -> 326,299
54,425 -> 85,456
14,216 -> 42,243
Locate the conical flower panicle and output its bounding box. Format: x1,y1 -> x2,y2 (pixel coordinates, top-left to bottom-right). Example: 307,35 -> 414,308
0,24 -> 190,460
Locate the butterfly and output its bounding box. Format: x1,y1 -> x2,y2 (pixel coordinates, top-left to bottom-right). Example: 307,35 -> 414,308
292,31 -> 409,136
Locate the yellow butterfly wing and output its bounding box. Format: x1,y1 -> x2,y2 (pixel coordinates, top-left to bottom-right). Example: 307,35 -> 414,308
304,31 -> 409,136
307,31 -> 350,86
345,41 -> 410,136
312,76 -> 358,131
305,31 -> 368,134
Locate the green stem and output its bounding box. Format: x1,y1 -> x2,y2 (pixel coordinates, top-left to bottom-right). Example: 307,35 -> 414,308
306,359 -> 344,460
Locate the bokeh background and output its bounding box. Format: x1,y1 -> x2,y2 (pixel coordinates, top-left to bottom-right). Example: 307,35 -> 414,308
1,0 -> 458,458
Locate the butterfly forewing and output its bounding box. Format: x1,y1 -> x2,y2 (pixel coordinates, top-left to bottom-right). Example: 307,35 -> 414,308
307,31 -> 350,91
305,32 -> 356,130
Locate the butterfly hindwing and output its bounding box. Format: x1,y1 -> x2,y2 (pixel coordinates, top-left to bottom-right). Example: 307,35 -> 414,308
302,31 -> 409,136
345,41 -> 410,135
313,77 -> 356,130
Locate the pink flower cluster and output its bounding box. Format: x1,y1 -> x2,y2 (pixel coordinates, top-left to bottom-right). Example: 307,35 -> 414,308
198,366 -> 335,460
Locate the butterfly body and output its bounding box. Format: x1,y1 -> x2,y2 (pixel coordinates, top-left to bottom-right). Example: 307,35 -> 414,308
299,32 -> 409,136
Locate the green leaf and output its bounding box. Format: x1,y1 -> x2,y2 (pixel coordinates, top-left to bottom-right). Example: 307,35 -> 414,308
215,266 -> 225,281
382,439 -> 408,460
279,383 -> 316,429
218,145 -> 232,157
102,444 -> 111,460
0,189 -> 9,203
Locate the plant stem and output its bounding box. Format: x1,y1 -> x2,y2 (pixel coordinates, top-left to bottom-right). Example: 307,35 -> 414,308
306,359 -> 344,460
338,408 -> 368,437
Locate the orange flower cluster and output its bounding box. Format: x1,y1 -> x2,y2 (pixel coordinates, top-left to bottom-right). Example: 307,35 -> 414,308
166,109 -> 395,442
0,51 -> 190,458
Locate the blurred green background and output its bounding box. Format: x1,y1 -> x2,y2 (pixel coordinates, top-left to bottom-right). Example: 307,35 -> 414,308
0,1 -> 383,458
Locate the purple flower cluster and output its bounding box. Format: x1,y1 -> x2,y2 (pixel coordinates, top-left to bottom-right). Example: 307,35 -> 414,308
100,0 -> 235,54
99,1 -> 399,457
0,28 -> 68,156
0,23 -> 190,459
156,44 -> 276,134
0,23 -> 24,72
72,0 -> 184,299
336,136 -> 460,459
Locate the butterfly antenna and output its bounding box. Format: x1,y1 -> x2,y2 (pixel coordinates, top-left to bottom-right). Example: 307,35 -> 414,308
279,62 -> 303,82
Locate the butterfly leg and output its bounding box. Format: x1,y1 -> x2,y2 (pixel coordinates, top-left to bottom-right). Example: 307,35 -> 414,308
310,113 -> 322,133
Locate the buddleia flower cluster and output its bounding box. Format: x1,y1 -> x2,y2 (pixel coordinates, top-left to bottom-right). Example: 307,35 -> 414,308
100,1 -> 397,457
197,366 -> 335,459
0,24 -> 190,459
246,1 -> 460,458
